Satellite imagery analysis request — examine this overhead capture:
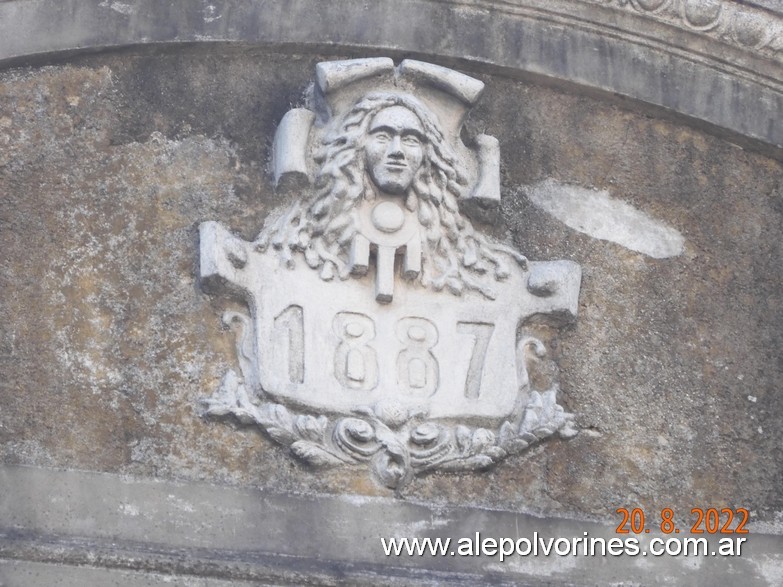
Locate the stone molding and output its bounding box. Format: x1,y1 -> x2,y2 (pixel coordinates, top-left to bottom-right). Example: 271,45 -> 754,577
0,0 -> 781,157
1,465 -> 782,586
581,0 -> 783,59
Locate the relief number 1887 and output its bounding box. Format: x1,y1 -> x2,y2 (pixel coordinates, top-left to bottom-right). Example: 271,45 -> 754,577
274,305 -> 494,397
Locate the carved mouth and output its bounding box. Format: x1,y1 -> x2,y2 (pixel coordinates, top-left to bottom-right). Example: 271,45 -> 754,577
385,161 -> 407,169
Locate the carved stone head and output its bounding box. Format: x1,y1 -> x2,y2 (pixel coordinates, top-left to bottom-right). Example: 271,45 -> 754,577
364,105 -> 426,196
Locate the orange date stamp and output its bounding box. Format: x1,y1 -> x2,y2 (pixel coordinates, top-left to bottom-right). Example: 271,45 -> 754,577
615,507 -> 750,535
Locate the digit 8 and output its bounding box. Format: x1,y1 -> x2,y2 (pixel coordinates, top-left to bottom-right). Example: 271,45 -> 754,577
396,316 -> 439,396
333,312 -> 378,390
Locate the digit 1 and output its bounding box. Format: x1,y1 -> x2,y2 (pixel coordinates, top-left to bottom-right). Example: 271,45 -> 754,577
274,305 -> 304,383
457,322 -> 494,399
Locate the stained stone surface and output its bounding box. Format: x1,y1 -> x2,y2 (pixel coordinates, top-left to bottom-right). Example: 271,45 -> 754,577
2,465 -> 782,586
0,48 -> 782,530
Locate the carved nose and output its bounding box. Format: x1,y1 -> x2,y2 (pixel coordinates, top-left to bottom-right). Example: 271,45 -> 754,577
388,136 -> 404,158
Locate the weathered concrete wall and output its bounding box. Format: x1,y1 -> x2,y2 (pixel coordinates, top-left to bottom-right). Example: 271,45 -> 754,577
1,1 -> 782,585
2,47 -> 781,517
2,465 -> 782,586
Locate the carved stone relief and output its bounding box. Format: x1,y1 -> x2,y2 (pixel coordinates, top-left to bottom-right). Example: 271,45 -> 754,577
587,0 -> 783,57
199,58 -> 582,489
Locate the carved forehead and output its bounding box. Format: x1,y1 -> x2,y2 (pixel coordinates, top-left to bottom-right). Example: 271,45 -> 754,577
368,106 -> 425,136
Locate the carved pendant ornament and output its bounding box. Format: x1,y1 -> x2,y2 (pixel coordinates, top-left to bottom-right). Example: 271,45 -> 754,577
200,59 -> 582,489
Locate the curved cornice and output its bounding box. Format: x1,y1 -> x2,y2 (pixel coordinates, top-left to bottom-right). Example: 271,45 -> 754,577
584,0 -> 783,61
0,0 -> 781,157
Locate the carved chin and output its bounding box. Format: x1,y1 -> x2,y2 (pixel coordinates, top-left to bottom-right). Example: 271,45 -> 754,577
374,178 -> 409,195
370,170 -> 414,195
378,181 -> 408,196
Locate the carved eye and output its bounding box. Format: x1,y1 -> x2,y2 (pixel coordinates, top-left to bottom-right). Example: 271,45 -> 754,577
372,131 -> 390,142
402,135 -> 421,147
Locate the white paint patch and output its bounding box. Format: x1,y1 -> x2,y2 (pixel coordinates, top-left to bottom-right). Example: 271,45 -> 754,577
203,5 -> 223,22
397,518 -> 452,535
753,554 -> 783,586
749,511 -> 783,535
166,494 -> 196,513
119,503 -> 140,517
527,179 -> 685,259
678,553 -> 703,571
100,1 -> 136,16
486,545 -> 580,576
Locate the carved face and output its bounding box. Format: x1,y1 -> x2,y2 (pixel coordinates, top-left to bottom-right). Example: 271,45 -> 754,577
364,106 -> 426,195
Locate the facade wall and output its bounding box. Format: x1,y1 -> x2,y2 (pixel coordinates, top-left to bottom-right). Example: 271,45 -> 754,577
1,1 -> 782,584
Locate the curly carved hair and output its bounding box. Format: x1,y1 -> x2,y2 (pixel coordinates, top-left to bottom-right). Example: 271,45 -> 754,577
255,92 -> 525,299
